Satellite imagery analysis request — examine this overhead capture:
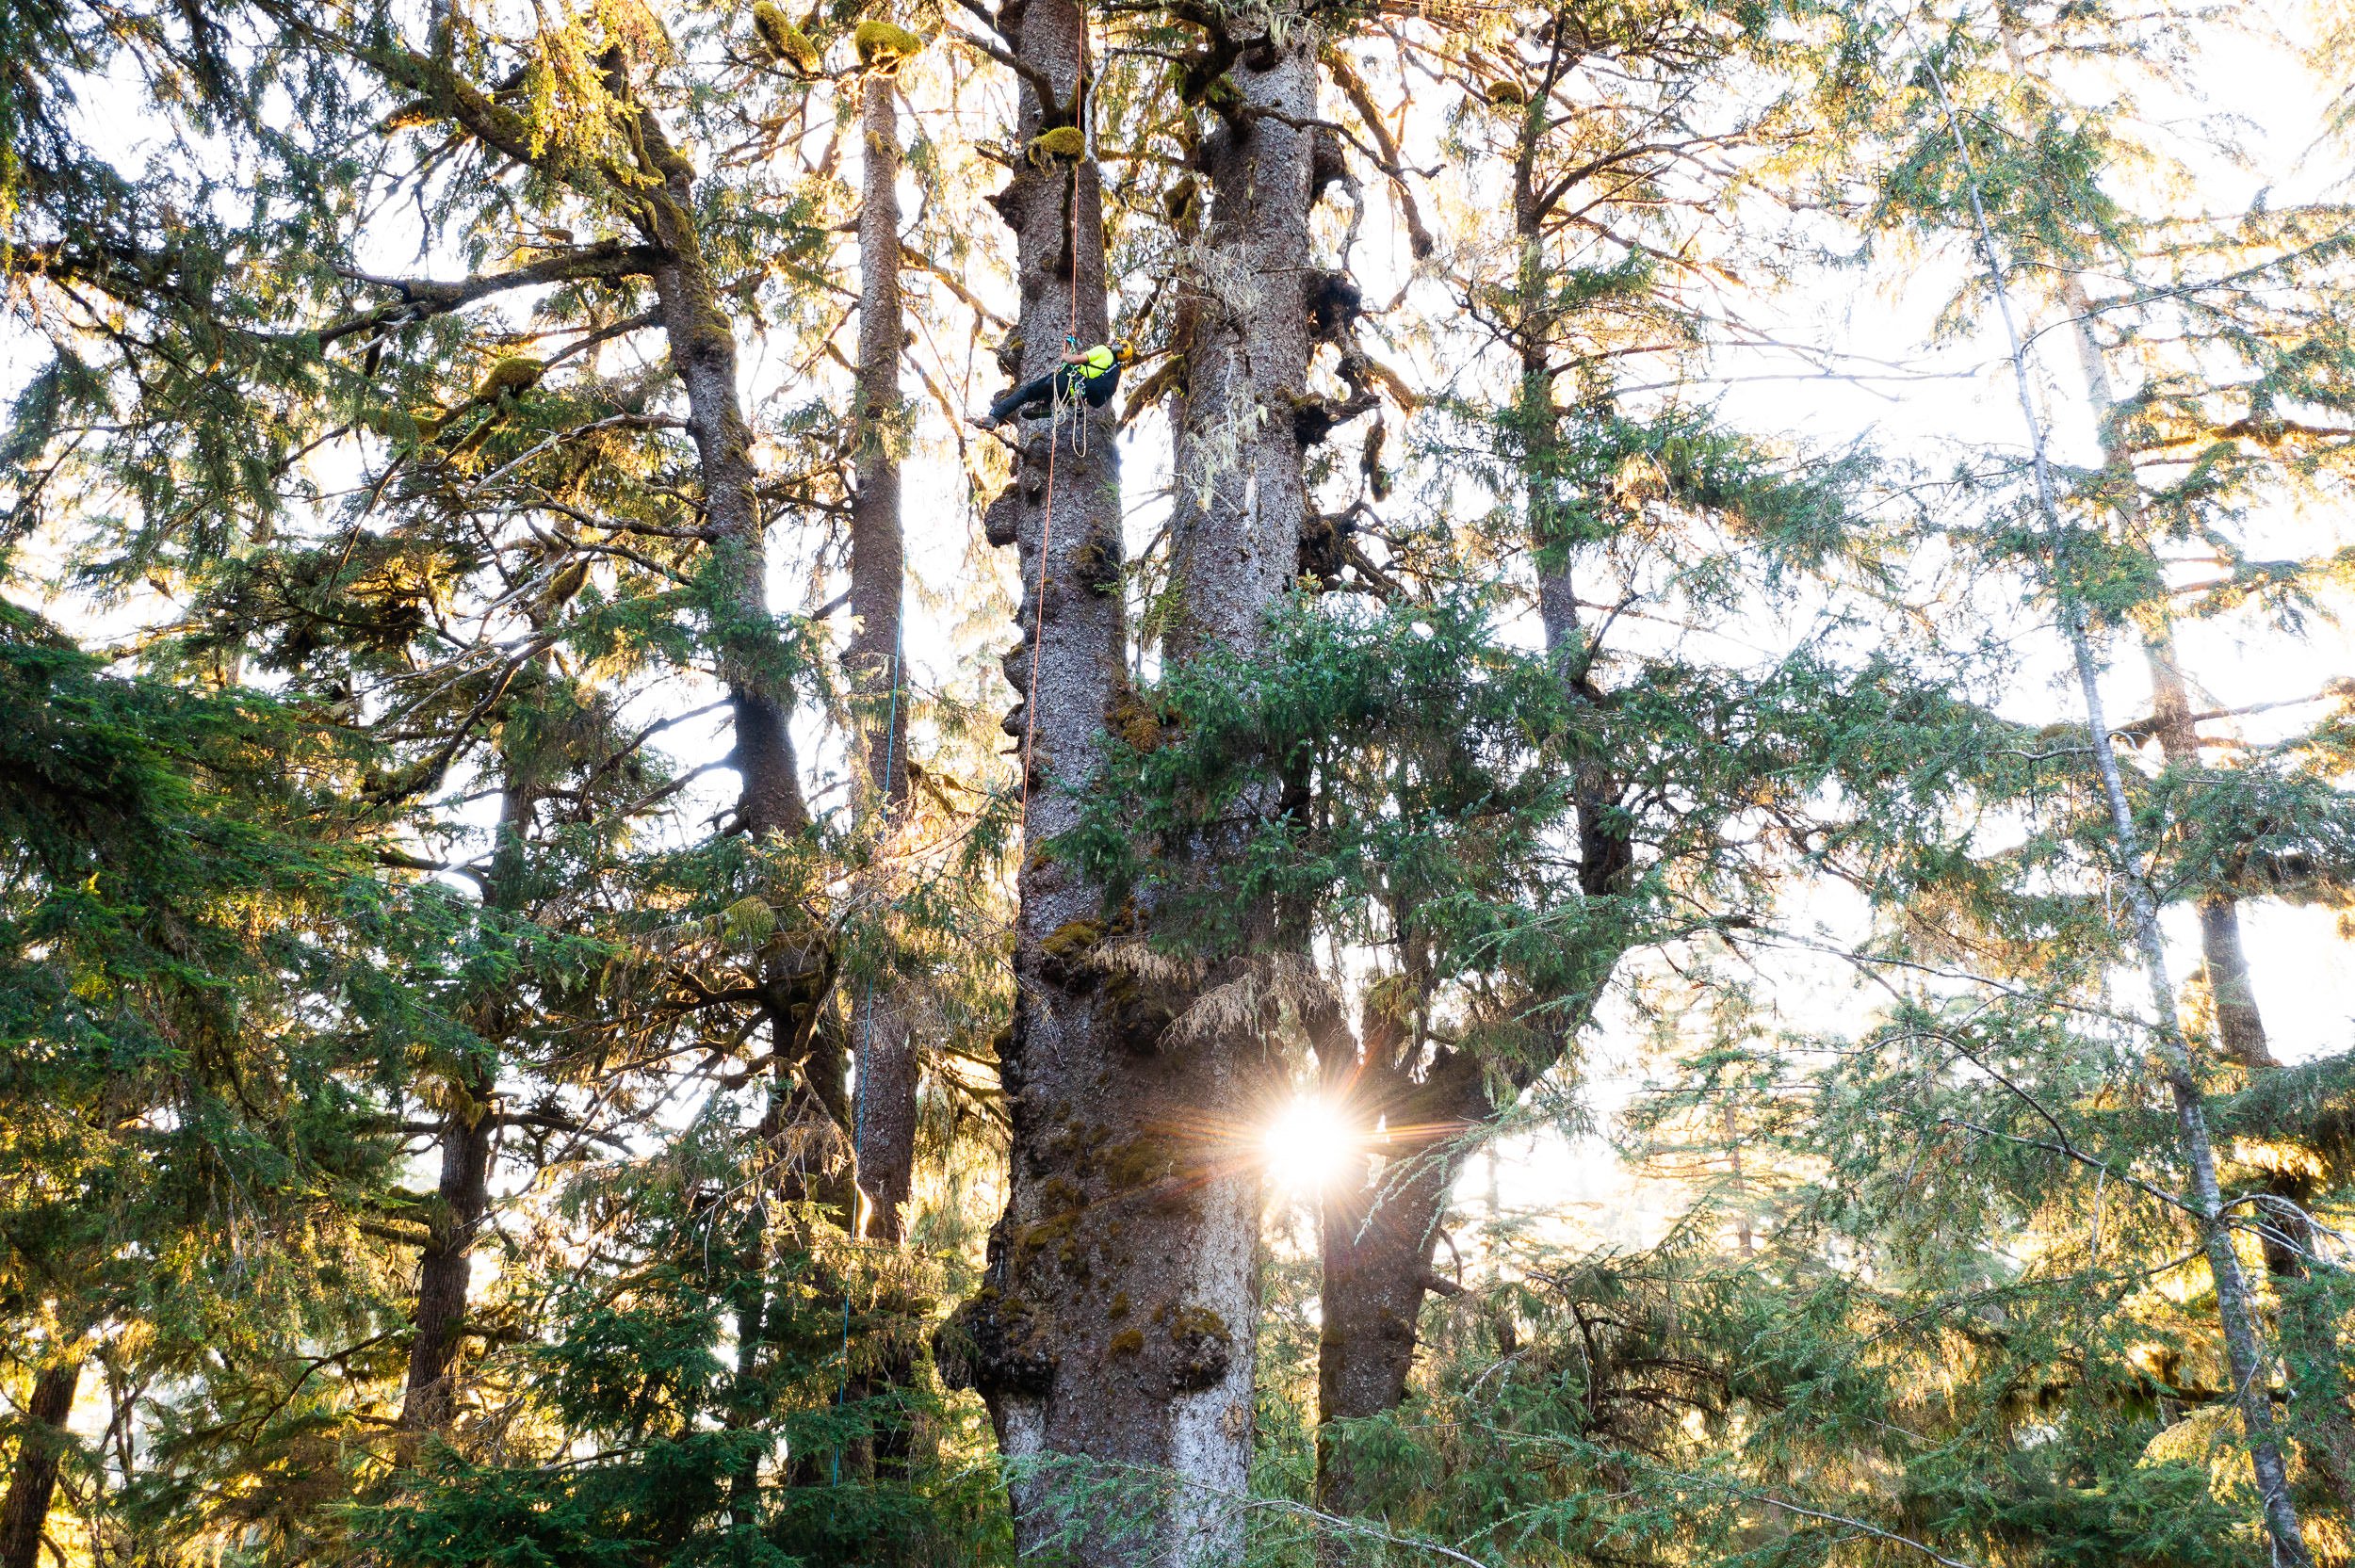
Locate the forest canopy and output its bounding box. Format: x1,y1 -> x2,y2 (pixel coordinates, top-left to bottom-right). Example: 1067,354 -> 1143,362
3,0 -> 2354,1565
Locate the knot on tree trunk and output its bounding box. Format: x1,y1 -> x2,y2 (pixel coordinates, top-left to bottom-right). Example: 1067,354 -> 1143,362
937,1281 -> 1058,1397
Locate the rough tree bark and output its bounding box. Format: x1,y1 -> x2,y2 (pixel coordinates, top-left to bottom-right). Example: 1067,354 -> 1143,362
618,61 -> 810,841
370,37 -> 812,839
0,1359 -> 79,1568
850,64 -> 919,1243
1166,17 -> 1324,663
936,2 -> 1264,1559
1157,11 -> 1362,1550
1312,998 -> 1488,1533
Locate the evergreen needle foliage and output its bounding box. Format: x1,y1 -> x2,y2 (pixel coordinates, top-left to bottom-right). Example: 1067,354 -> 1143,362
1,1 -> 2348,1565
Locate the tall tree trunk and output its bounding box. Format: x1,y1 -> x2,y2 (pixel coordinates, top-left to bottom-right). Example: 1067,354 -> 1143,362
2136,611 -> 2276,1062
1132,13 -> 1333,1550
850,67 -> 918,1244
2195,892 -> 2271,1073
379,40 -> 810,839
398,1083 -> 495,1435
2067,291 -> 2355,1515
2064,291 -> 2276,1076
1311,327 -> 1636,1527
1166,18 -> 1322,665
616,55 -> 809,842
400,767 -> 535,1436
938,3 -> 1259,1560
1924,55 -> 2313,1535
2071,619 -> 2314,1564
0,1360 -> 79,1568
1313,1003 -> 1486,1537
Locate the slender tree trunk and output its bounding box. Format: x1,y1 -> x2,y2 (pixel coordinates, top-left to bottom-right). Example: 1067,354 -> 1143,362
1723,1102 -> 1755,1259
850,68 -> 918,1244
400,771 -> 534,1436
2065,301 -> 2276,1074
843,70 -> 928,1492
2068,291 -> 2355,1514
617,60 -> 809,841
1311,331 -> 1635,1528
1921,57 -> 2311,1549
2072,623 -> 2313,1563
939,4 -> 1260,1560
0,1360 -> 79,1568
851,72 -> 910,809
398,1084 -> 495,1434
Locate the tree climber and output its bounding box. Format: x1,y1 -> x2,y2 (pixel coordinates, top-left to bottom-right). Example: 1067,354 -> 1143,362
983,338 -> 1133,424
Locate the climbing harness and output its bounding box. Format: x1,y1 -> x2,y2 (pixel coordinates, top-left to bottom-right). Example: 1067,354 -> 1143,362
983,338 -> 1123,427
1064,336 -> 1094,458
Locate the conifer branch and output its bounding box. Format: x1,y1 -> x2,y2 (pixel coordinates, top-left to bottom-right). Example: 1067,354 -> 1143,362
317,245 -> 667,348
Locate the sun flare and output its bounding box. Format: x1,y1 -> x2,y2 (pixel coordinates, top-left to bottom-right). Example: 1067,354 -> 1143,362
1262,1095 -> 1356,1195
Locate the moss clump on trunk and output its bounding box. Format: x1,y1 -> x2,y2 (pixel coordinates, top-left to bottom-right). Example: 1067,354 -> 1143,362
853,20 -> 924,70
752,3 -> 821,72
1025,125 -> 1087,166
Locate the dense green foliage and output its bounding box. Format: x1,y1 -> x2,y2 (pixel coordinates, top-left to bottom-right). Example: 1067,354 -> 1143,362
2,0 -> 2350,1565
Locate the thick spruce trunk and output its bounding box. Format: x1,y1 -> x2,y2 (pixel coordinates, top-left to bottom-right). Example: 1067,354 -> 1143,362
940,3 -> 1256,1560
1113,17 -> 1336,1549
0,1360 -> 79,1568
850,68 -> 918,1242
1167,21 -> 1322,663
